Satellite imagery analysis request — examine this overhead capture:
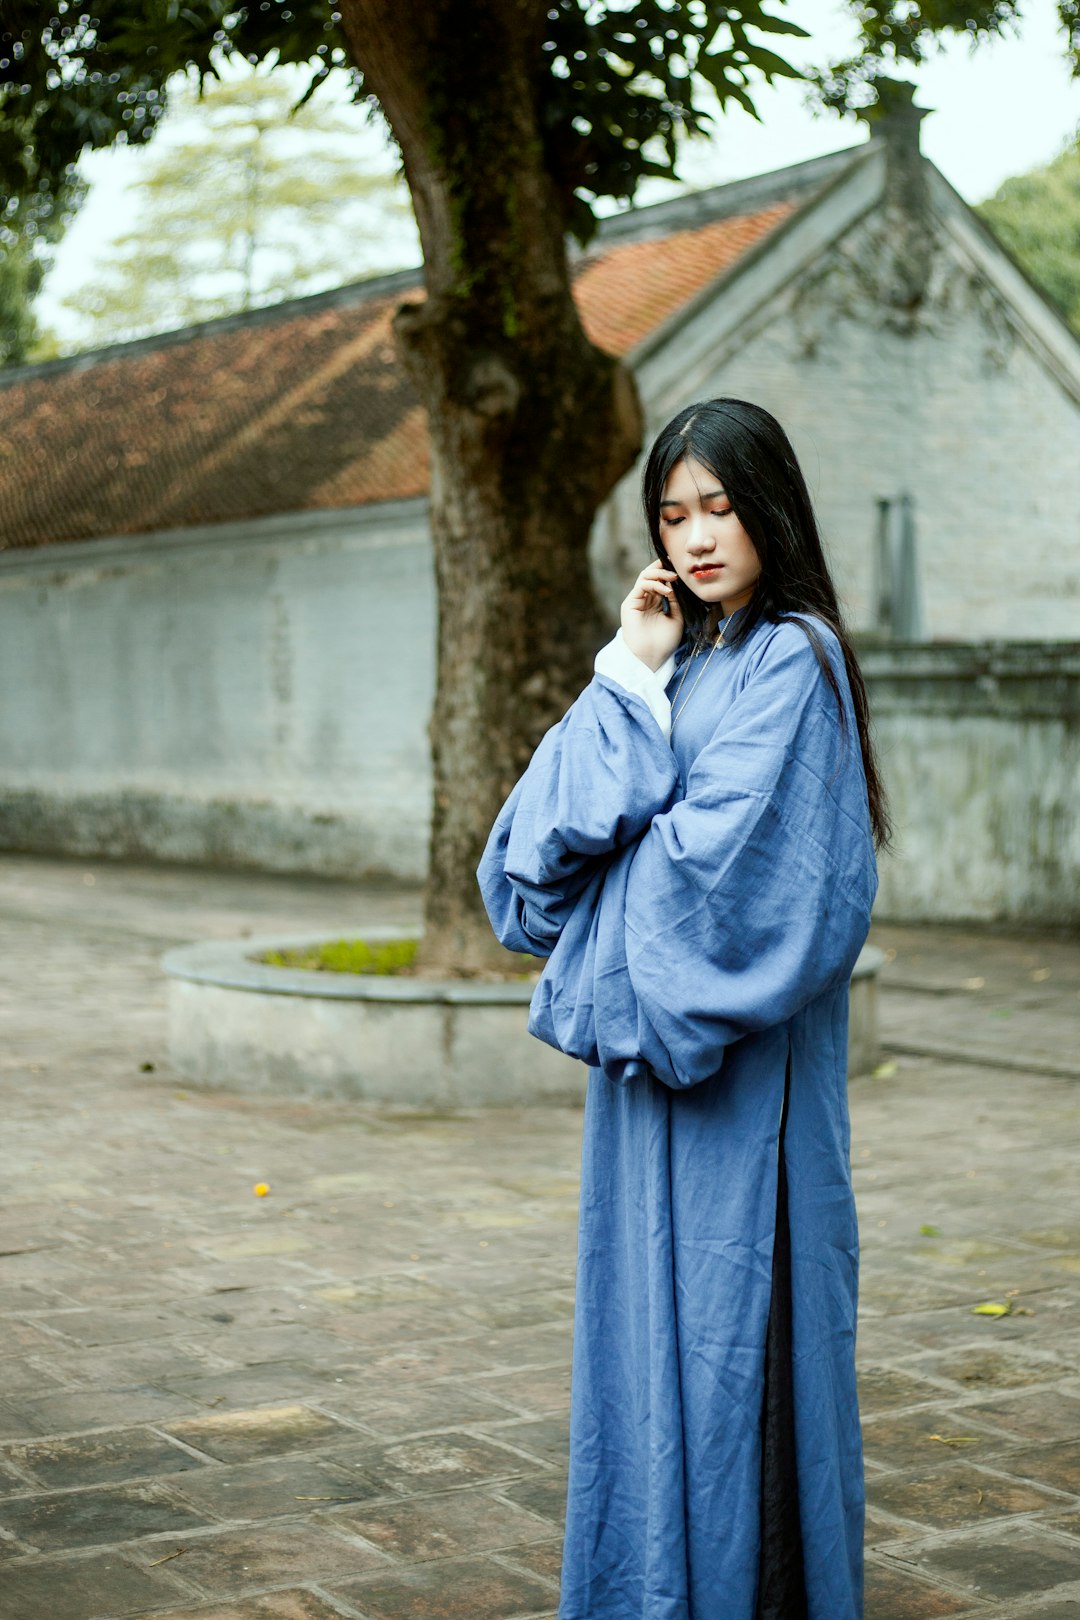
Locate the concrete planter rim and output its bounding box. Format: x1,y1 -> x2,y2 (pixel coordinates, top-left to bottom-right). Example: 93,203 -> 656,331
161,927 -> 535,1005
161,930 -> 886,1007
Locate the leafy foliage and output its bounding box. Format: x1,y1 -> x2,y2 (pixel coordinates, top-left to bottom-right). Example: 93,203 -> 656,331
7,1 -> 1077,252
61,71 -> 411,347
807,1 -> 1078,108
978,141 -> 1080,331
0,167 -> 84,365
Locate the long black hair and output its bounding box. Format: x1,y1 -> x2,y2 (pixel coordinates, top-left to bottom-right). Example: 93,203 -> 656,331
642,397 -> 892,851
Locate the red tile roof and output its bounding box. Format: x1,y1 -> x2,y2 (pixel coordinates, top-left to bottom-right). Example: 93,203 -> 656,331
0,200 -> 796,549
576,201 -> 792,355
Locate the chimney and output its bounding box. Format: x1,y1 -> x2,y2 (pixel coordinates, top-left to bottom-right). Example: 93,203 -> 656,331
858,79 -> 934,317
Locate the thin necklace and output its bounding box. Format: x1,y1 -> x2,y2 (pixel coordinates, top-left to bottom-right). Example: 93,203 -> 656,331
669,608 -> 741,735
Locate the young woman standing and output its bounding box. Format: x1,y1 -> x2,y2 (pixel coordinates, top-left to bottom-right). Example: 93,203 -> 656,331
479,398 -> 889,1620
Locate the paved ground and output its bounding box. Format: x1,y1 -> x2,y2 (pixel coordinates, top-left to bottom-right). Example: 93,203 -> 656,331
1,853 -> 1078,1620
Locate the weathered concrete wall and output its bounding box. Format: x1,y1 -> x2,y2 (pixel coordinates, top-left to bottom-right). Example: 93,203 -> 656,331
0,502 -> 435,880
866,641 -> 1080,925
0,517 -> 1076,923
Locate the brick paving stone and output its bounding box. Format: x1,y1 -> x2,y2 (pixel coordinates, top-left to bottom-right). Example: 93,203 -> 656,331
4,862 -> 1080,1614
864,1558 -> 979,1617
864,1505 -> 922,1544
457,1291 -> 575,1331
0,1550 -> 189,1619
498,1474 -> 567,1526
159,1361 -> 357,1412
898,1523 -> 1080,1601
0,1481 -> 211,1551
469,1365 -> 572,1417
160,1404 -> 357,1464
3,1426 -> 209,1491
356,1431 -> 542,1495
962,1390 -> 1080,1444
497,1540 -> 564,1583
857,1365 -> 956,1414
9,1387 -> 197,1433
26,1306 -> 196,1347
27,1338 -> 219,1389
332,1552 -> 558,1619
154,1450 -> 388,1520
1004,1605 -> 1080,1620
148,1594 -> 366,1620
861,1407 -> 1010,1471
992,1441 -> 1080,1496
865,1461 -> 1069,1530
129,1520 -> 390,1595
911,1346 -> 1079,1393
327,1486 -> 557,1562
0,1400 -> 48,1441
476,1416 -> 571,1469
317,1381 -> 519,1438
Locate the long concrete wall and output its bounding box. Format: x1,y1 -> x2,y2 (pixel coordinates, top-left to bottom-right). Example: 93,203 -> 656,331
0,502 -> 435,881
864,641 -> 1080,925
0,515 -> 1076,922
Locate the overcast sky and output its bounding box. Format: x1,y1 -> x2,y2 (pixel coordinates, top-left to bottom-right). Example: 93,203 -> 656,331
36,0 -> 1080,345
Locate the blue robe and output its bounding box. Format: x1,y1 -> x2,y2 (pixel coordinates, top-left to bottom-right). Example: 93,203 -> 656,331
477,612 -> 878,1620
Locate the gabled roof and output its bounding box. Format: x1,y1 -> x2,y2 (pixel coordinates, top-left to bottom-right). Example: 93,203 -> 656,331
0,148 -> 854,550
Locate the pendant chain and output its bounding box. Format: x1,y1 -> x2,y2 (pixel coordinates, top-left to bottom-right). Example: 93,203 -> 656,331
668,609 -> 741,735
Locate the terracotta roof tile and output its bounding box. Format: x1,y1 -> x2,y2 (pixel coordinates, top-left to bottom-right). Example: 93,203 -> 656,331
0,202 -> 794,549
576,201 -> 793,355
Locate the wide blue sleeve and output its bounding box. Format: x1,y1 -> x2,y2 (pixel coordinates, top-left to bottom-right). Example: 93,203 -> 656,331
527,622 -> 879,1087
476,674 -> 680,956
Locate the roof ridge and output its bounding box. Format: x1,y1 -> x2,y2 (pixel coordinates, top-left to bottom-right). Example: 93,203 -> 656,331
587,141 -> 867,247
0,264 -> 425,389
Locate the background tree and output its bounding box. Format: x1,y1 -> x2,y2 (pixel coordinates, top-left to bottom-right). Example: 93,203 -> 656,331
977,139 -> 1080,332
0,175 -> 83,365
3,1 -> 1078,969
62,71 -> 411,347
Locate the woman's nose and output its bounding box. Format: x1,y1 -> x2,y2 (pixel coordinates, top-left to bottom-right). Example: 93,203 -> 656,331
687,521 -> 715,555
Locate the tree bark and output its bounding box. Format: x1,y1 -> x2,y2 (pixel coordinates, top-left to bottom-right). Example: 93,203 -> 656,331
338,0 -> 643,972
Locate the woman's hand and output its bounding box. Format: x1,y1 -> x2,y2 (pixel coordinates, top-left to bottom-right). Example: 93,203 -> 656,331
621,562 -> 683,670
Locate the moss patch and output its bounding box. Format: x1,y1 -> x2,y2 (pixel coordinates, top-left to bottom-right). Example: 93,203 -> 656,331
258,938 -> 420,976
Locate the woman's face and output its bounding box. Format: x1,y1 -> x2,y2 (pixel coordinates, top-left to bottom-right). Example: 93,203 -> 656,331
658,455 -> 761,615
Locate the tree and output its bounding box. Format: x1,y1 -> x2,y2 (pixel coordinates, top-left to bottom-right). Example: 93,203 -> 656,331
977,140 -> 1080,332
63,71 -> 412,346
0,172 -> 83,365
4,1 -> 1077,970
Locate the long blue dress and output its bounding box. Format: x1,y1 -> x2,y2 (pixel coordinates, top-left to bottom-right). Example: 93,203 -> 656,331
477,612 -> 878,1620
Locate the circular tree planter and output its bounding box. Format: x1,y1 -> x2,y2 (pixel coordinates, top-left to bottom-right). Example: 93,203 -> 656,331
162,930 -> 885,1106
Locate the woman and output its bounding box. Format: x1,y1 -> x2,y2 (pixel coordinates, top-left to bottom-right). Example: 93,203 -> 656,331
478,398 -> 888,1620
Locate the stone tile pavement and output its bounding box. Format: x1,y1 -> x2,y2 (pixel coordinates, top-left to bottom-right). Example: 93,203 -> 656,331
0,853 -> 1078,1619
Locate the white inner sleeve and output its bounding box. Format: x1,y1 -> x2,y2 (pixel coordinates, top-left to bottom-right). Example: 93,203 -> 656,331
594,628 -> 678,742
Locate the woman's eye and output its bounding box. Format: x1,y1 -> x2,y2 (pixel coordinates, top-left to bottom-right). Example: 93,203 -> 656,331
662,516 -> 684,527
711,507 -> 733,519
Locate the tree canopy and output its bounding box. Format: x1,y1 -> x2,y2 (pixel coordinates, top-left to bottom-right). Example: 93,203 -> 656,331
60,71 -> 411,347
978,139 -> 1080,332
6,1 -> 1077,247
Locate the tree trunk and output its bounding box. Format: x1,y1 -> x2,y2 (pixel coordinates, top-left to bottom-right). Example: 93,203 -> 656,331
338,0 -> 643,972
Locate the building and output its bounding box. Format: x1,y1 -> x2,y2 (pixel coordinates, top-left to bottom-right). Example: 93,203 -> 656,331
1,101 -> 1077,918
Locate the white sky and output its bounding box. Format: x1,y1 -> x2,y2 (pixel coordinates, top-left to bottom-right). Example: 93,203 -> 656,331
37,0 -> 1080,345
